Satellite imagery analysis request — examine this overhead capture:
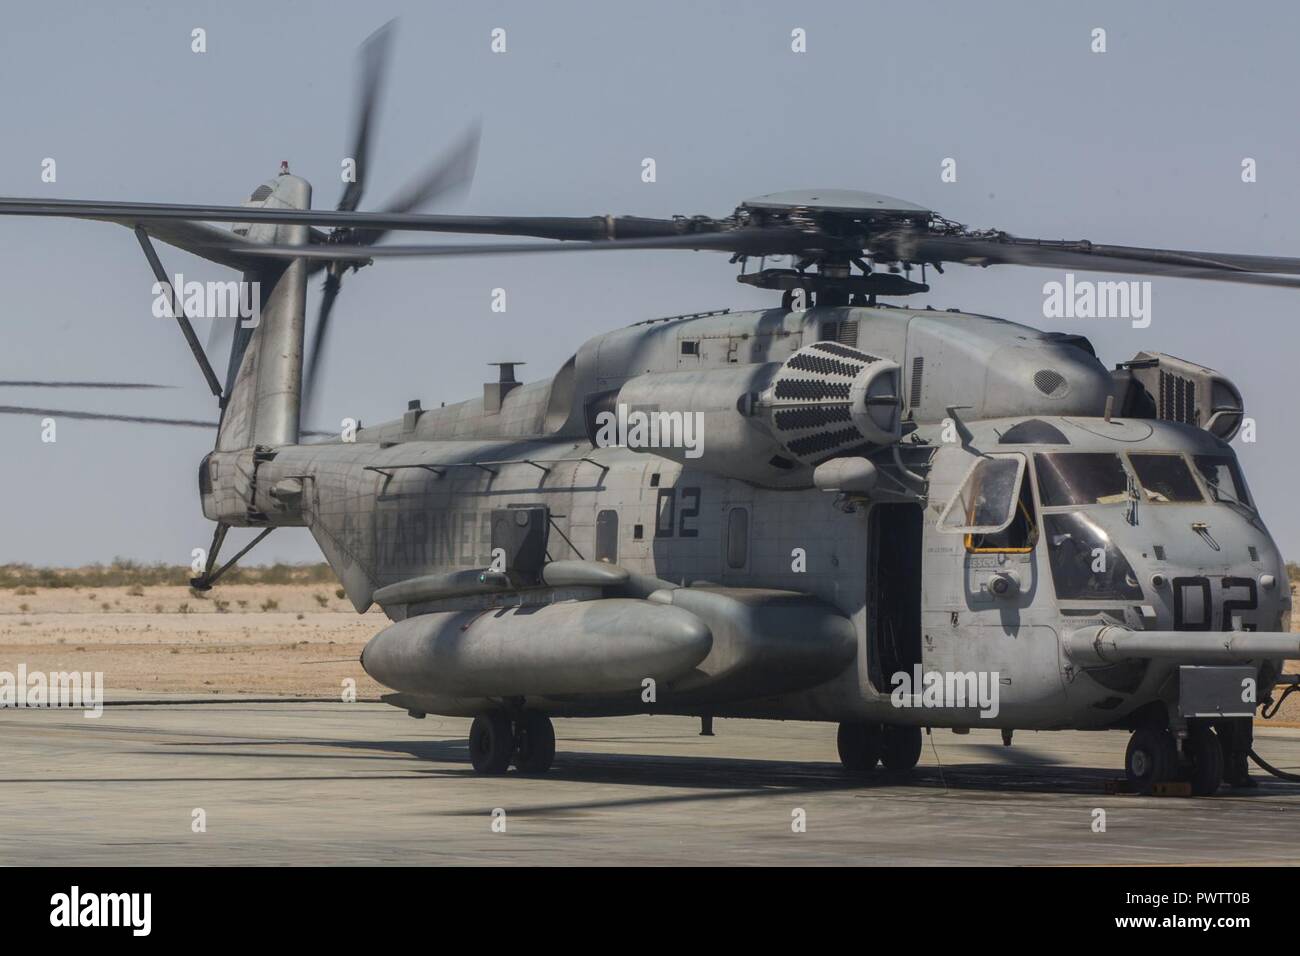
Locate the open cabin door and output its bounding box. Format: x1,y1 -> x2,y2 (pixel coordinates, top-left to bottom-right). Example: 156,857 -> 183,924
867,503 -> 924,694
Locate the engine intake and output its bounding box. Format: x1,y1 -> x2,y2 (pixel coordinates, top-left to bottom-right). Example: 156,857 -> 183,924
759,341 -> 903,466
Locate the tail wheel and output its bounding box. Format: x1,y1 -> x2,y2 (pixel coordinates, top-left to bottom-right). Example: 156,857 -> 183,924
836,722 -> 883,773
513,713 -> 556,775
1186,725 -> 1224,796
880,725 -> 923,771
468,712 -> 513,775
1125,726 -> 1175,794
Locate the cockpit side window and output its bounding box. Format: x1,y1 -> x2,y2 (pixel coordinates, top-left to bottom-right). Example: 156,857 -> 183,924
1034,453 -> 1128,506
1128,454 -> 1203,503
1193,454 -> 1253,509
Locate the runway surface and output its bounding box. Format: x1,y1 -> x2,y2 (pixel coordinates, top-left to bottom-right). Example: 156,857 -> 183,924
4,699 -> 1300,865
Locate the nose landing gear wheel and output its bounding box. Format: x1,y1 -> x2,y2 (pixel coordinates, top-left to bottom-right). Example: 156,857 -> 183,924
513,713 -> 556,775
1185,725 -> 1224,796
469,712 -> 513,775
836,722 -> 883,773
880,725 -> 923,771
1125,726 -> 1175,794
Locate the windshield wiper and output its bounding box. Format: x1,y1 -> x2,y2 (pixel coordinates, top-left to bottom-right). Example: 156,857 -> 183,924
1202,474 -> 1263,529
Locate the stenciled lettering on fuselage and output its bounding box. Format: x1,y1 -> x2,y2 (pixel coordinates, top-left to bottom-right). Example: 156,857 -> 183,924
337,508 -> 495,573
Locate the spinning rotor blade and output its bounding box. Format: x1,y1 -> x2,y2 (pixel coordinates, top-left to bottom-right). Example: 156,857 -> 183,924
337,19 -> 395,213
302,272 -> 342,425
301,19 -> 480,427
378,122 -> 481,217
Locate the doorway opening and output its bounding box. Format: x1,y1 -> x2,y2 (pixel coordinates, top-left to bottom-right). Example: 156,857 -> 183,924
868,503 -> 924,694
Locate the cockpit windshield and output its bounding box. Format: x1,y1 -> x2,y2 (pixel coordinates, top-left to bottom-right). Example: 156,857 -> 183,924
1128,454 -> 1203,503
1034,453 -> 1128,506
1193,454 -> 1253,509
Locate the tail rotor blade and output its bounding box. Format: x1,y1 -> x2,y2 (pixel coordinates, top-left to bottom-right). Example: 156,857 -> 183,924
302,271 -> 342,426
380,122 -> 481,216
337,19 -> 396,213
358,122 -> 481,247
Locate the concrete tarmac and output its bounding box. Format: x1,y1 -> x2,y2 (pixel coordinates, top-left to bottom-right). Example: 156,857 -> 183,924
3,699 -> 1300,865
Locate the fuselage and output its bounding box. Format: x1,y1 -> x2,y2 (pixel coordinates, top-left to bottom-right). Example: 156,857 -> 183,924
199,305 -> 1288,730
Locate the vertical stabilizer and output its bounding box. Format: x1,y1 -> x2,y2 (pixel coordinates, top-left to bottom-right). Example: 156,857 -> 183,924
216,174 -> 312,450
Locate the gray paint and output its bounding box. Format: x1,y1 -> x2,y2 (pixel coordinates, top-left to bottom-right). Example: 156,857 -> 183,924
191,239 -> 1293,735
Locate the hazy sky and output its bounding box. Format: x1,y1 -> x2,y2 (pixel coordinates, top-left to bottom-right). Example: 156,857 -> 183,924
2,0 -> 1299,565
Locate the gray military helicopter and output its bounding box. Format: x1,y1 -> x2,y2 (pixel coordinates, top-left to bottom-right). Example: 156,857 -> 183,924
4,23 -> 1300,796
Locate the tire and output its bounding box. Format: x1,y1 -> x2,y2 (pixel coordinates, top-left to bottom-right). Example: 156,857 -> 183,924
880,725 -> 923,771
1186,725 -> 1224,797
836,722 -> 882,773
469,713 -> 513,775
513,713 -> 556,775
1125,726 -> 1175,794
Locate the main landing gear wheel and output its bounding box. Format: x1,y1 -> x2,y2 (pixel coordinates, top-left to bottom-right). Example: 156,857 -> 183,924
1125,725 -> 1176,794
880,725 -> 923,771
513,712 -> 556,775
1185,725 -> 1224,797
469,712 -> 513,775
837,722 -> 882,773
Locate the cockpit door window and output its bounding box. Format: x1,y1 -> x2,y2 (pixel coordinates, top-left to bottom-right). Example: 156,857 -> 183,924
937,454 -> 1026,535
967,474 -> 1038,553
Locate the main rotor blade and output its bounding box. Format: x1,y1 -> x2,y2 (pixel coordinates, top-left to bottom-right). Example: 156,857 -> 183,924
14,192 -> 1300,287
338,19 -> 396,213
0,198 -> 697,242
0,404 -> 333,437
0,380 -> 174,389
202,229 -> 816,263
874,230 -> 1300,287
0,405 -> 215,429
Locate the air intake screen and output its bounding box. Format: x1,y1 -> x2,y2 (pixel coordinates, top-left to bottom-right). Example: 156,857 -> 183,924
1033,369 -> 1067,396
1158,371 -> 1198,425
819,321 -> 860,347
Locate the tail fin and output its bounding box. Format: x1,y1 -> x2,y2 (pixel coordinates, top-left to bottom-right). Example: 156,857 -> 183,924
215,173 -> 313,450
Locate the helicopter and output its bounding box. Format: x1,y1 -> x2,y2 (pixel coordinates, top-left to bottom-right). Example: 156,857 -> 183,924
4,23 -> 1300,797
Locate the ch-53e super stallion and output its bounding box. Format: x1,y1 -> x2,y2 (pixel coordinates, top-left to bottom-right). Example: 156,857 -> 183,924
5,24 -> 1300,797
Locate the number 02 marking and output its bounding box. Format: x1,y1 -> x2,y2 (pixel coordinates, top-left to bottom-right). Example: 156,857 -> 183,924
654,486 -> 701,538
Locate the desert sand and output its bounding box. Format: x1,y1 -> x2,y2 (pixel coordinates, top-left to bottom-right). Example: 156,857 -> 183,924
0,583 -> 383,699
